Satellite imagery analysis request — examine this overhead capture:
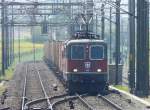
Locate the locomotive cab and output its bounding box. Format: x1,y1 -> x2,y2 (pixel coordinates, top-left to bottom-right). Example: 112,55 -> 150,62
64,39 -> 108,94
44,31 -> 108,94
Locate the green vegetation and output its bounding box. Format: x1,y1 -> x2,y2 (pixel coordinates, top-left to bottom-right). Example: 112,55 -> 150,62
13,48 -> 43,62
0,40 -> 43,81
14,40 -> 43,53
0,67 -> 14,81
0,84 -> 6,95
0,40 -> 44,95
113,85 -> 129,92
0,40 -> 43,58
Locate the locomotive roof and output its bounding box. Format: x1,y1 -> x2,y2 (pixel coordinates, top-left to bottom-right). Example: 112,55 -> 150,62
66,39 -> 105,45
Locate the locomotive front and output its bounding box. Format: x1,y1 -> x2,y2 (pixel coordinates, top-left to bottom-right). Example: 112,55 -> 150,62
65,38 -> 108,94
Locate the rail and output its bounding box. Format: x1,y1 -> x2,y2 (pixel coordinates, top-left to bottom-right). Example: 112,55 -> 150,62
21,65 -> 28,110
52,94 -> 90,110
98,94 -> 123,110
35,66 -> 53,110
24,93 -> 68,110
22,64 -> 54,110
76,94 -> 95,110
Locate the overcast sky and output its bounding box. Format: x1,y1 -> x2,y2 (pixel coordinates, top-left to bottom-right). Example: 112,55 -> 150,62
2,0 -> 128,3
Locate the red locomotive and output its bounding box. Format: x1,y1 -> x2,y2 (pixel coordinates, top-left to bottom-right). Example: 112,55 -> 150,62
44,31 -> 108,93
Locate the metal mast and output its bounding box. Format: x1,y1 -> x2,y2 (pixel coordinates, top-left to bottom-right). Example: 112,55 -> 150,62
86,0 -> 93,32
136,0 -> 149,97
109,7 -> 112,64
101,3 -> 105,40
129,0 -> 135,94
115,0 -> 121,85
1,0 -> 5,75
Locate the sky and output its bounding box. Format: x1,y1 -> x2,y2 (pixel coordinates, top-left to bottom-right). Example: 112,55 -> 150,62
1,0 -> 129,3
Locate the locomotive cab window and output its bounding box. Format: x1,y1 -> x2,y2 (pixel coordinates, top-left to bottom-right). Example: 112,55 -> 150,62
71,45 -> 84,60
90,45 -> 104,60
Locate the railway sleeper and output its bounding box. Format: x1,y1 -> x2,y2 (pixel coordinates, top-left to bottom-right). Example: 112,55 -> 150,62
1,95 -> 5,105
0,107 -> 10,110
1,89 -> 8,104
68,100 -> 75,109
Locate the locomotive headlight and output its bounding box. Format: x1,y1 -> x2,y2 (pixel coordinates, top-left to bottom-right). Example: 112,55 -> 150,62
97,69 -> 102,72
73,69 -> 78,72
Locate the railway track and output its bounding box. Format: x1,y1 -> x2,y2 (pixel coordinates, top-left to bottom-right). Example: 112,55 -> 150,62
7,61 -> 144,110
52,94 -> 93,110
78,94 -> 123,110
21,62 -> 67,110
0,61 -> 146,110
21,63 -> 52,110
97,94 -> 123,110
21,65 -> 123,110
52,93 -> 124,110
35,66 -> 53,110
76,94 -> 95,110
21,65 -> 28,110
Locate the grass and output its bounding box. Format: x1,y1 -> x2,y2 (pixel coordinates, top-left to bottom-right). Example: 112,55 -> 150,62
0,48 -> 43,95
3,48 -> 43,74
14,48 -> 43,62
0,40 -> 44,95
0,68 -> 12,95
113,85 -> 129,92
13,40 -> 43,53
0,84 -> 6,95
0,40 -> 44,63
0,67 -> 14,81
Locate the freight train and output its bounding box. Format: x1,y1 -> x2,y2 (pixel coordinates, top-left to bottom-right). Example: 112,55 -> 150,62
44,31 -> 108,94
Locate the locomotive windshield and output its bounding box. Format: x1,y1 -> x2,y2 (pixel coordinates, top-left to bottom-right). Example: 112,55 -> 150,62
71,45 -> 84,60
90,45 -> 104,59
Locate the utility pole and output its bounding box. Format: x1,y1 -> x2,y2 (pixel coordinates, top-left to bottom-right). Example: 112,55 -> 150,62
33,28 -> 35,62
11,5 -> 14,64
1,0 -> 5,75
68,0 -> 73,36
9,24 -> 12,65
109,7 -> 112,64
101,4 -> 105,40
136,0 -> 149,97
5,7 -> 9,69
18,27 -> 21,62
96,14 -> 98,35
86,0 -> 93,32
129,0 -> 135,94
115,0 -> 120,85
